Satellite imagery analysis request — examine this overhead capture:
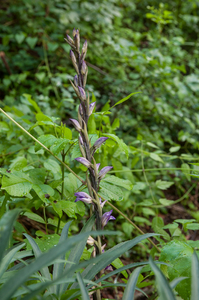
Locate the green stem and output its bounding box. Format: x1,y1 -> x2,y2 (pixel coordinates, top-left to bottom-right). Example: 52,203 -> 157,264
43,205 -> 48,234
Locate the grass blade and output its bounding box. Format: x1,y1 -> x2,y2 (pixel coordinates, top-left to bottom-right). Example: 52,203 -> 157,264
0,243 -> 25,279
0,209 -> 20,264
149,256 -> 176,300
122,267 -> 142,300
191,252 -> 199,300
76,272 -> 90,300
52,221 -> 71,295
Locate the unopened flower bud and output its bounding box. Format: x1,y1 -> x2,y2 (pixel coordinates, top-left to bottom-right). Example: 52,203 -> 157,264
81,61 -> 87,75
89,102 -> 96,116
74,75 -> 78,87
70,50 -> 79,74
75,192 -> 93,204
70,119 -> 82,132
78,86 -> 87,101
98,166 -> 113,181
66,34 -> 74,45
82,40 -> 87,54
74,30 -> 80,51
73,28 -> 77,37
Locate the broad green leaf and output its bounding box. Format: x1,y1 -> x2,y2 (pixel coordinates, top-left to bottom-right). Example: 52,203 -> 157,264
160,240 -> 194,299
24,212 -> 45,224
76,273 -> 90,300
71,144 -> 82,160
152,217 -> 170,240
10,156 -> 27,171
23,94 -> 41,113
181,163 -> 191,181
102,175 -> 133,190
35,134 -> 57,152
159,198 -> 175,206
147,142 -> 159,149
111,92 -> 141,108
191,252 -> 199,300
2,174 -> 32,196
111,258 -> 128,279
150,153 -> 164,163
44,159 -> 61,174
15,32 -> 26,44
50,138 -> 69,155
100,181 -> 123,201
122,267 -> 143,300
103,133 -> 129,158
59,201 -> 76,218
156,180 -> 174,190
169,146 -> 180,153
149,257 -> 176,300
33,184 -> 54,202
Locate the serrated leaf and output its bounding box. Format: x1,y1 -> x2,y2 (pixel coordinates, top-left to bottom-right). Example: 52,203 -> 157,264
59,201 -> 77,218
36,135 -> 57,152
44,159 -> 61,174
10,157 -> 27,171
102,175 -> 133,190
2,174 -> 32,196
50,138 -> 69,155
100,182 -> 123,201
156,180 -> 174,190
103,133 -> 129,158
150,153 -> 164,163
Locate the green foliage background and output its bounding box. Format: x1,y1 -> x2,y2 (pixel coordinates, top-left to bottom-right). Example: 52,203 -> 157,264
1,0 -> 199,299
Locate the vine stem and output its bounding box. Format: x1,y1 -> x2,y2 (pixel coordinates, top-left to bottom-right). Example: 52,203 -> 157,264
0,107 -> 160,252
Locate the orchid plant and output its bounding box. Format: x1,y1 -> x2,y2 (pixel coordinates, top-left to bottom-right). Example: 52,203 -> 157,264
65,29 -> 115,299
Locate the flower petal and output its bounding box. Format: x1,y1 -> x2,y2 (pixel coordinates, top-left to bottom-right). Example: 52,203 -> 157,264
75,157 -> 91,168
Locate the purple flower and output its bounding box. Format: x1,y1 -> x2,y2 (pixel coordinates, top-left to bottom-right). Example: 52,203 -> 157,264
75,191 -> 92,204
75,157 -> 91,168
98,166 -> 113,180
96,163 -> 100,170
93,137 -> 108,152
101,210 -> 116,228
99,198 -> 107,208
78,86 -> 86,101
70,119 -> 82,132
79,135 -> 84,145
89,102 -> 96,116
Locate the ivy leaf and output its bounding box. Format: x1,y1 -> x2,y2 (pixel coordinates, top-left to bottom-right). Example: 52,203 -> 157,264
100,182 -> 123,201
102,175 -> 133,190
26,37 -> 38,49
103,133 -> 129,158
